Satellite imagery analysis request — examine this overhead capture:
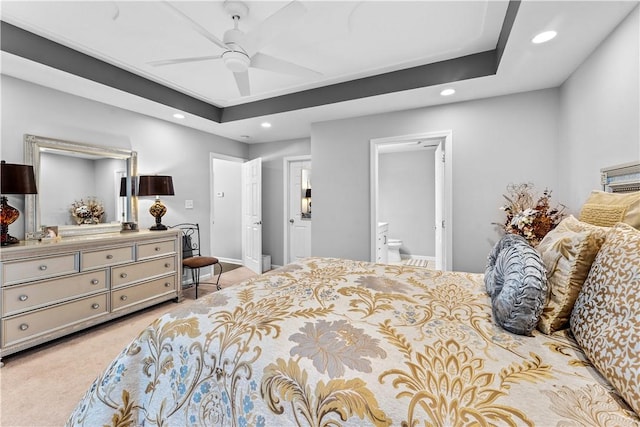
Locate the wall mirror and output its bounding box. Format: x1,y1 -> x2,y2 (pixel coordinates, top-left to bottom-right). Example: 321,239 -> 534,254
24,134 -> 137,237
301,168 -> 311,219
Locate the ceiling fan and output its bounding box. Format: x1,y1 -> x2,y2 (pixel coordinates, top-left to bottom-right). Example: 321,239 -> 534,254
150,0 -> 322,97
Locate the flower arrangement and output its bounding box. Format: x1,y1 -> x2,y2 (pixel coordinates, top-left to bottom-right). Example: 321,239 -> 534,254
497,183 -> 565,247
70,197 -> 105,225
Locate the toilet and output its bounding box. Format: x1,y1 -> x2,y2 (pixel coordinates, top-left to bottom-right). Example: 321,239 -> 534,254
387,238 -> 403,263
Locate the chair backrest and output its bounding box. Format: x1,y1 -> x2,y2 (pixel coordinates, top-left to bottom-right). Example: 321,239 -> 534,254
171,223 -> 202,259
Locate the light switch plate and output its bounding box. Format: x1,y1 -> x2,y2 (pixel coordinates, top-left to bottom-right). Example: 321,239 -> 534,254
216,192 -> 224,198
185,200 -> 194,209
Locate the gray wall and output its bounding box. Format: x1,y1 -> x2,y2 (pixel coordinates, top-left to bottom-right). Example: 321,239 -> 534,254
249,138 -> 311,267
558,5 -> 640,208
311,89 -> 561,273
1,75 -> 248,259
379,149 -> 436,257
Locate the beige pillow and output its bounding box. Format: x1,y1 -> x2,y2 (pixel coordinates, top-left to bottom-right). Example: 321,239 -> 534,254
570,222 -> 640,415
536,216 -> 607,334
579,190 -> 640,228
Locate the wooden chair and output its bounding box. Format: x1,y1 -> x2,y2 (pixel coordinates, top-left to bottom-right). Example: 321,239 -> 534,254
171,223 -> 222,298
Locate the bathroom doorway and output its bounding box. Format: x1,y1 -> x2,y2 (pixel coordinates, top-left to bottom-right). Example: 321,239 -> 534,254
370,131 -> 452,270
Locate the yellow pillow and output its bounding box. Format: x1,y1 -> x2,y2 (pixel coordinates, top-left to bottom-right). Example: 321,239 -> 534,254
570,222 -> 640,415
536,216 -> 608,334
579,190 -> 640,228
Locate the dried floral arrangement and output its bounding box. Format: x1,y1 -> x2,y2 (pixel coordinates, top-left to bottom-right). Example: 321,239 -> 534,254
497,183 -> 566,247
70,197 -> 105,225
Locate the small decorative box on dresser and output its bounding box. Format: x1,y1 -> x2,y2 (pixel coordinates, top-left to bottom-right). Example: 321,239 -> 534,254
0,229 -> 181,366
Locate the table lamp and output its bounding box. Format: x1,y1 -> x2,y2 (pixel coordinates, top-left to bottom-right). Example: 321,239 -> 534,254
137,175 -> 174,230
1,161 -> 38,245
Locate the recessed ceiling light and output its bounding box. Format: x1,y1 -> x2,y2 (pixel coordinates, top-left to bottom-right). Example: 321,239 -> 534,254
532,30 -> 557,44
173,113 -> 185,119
261,122 -> 272,128
440,88 -> 456,96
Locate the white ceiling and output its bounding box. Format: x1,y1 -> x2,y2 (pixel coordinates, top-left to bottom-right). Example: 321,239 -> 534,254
1,1 -> 637,143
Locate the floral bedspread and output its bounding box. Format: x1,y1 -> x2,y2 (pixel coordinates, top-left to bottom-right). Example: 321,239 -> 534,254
67,257 -> 640,426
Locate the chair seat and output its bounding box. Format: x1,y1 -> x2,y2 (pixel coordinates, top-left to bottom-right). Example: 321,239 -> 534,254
183,256 -> 219,269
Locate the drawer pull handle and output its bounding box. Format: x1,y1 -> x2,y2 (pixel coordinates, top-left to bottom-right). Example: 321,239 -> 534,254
155,247 -> 161,251
164,263 -> 171,268
120,295 -> 128,301
91,279 -> 100,285
91,303 -> 100,309
39,265 -> 47,271
120,273 -> 128,278
18,294 -> 29,302
19,323 -> 29,331
164,282 -> 171,287
106,254 -> 114,259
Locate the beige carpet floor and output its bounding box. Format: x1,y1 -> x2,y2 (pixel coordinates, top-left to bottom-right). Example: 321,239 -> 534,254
0,265 -> 257,427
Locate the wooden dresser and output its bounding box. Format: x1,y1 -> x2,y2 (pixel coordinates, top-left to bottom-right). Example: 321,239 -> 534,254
0,229 -> 181,365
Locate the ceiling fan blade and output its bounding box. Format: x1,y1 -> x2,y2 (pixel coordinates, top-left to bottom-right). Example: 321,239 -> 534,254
233,71 -> 251,97
250,53 -> 321,78
241,1 -> 307,57
160,1 -> 227,51
148,55 -> 222,67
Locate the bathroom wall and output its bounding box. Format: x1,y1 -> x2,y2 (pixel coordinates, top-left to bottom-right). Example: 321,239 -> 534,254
379,149 -> 436,257
212,158 -> 243,262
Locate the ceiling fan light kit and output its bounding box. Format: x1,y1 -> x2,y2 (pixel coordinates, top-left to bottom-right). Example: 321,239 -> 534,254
223,50 -> 250,73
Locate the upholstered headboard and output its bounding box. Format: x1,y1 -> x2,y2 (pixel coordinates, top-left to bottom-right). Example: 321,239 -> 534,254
601,161 -> 640,193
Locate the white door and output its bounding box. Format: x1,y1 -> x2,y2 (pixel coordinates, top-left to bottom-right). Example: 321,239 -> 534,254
242,158 -> 262,273
434,142 -> 444,270
287,159 -> 312,263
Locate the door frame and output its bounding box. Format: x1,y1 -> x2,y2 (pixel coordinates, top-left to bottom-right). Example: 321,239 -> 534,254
209,152 -> 246,265
283,155 -> 312,265
369,130 -> 453,270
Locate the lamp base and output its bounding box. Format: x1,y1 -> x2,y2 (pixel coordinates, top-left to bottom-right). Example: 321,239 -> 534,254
148,198 -> 168,231
1,234 -> 19,246
1,196 -> 20,245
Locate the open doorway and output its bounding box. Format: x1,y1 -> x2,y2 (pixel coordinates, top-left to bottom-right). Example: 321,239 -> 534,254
209,154 -> 263,274
370,131 -> 453,270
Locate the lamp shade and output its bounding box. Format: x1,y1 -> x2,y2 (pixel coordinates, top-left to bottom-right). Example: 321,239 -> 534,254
305,188 -> 311,198
119,176 -> 137,197
1,161 -> 37,194
137,175 -> 174,197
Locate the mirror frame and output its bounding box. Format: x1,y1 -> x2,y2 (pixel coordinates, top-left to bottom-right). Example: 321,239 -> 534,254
24,134 -> 138,237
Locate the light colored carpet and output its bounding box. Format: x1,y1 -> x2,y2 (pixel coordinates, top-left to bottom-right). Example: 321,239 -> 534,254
0,265 -> 257,427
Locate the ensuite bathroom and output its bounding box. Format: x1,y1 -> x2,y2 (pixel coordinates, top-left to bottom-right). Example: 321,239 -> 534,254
378,147 -> 436,266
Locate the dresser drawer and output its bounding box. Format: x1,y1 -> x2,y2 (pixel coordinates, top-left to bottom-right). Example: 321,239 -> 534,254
2,253 -> 78,286
3,270 -> 108,316
111,256 -> 176,288
137,239 -> 176,260
2,294 -> 108,347
82,245 -> 134,270
111,275 -> 176,311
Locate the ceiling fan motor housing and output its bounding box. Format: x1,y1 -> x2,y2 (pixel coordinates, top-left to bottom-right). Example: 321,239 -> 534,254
222,50 -> 250,73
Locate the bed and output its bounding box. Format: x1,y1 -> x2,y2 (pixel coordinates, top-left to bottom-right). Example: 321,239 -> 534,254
67,250 -> 639,426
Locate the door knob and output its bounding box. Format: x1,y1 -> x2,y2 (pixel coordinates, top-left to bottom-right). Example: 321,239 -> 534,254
254,221 -> 262,225
289,219 -> 294,224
